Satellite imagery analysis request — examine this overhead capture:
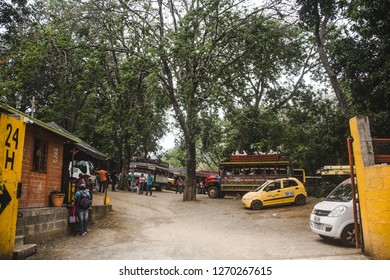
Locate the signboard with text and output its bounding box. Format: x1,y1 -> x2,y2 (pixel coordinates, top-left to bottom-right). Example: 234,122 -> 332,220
0,113 -> 26,259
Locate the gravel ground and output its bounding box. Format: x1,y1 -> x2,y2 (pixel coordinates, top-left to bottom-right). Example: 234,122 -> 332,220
27,188 -> 368,260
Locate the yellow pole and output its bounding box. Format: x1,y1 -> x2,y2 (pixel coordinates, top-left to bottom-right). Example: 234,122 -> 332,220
104,159 -> 110,205
0,113 -> 26,259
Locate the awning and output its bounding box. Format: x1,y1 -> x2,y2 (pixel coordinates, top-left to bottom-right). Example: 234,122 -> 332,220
47,122 -> 109,161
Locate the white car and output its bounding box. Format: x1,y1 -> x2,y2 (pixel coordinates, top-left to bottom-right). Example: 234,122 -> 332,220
310,178 -> 359,247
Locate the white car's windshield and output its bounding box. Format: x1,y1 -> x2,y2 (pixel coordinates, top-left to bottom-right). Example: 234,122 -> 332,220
325,182 -> 352,202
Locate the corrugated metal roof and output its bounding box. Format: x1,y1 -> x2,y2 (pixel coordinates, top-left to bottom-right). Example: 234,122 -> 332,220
0,102 -> 109,161
46,122 -> 109,161
0,102 -> 80,142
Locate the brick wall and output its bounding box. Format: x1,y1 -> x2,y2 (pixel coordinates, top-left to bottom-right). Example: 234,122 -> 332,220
19,125 -> 65,208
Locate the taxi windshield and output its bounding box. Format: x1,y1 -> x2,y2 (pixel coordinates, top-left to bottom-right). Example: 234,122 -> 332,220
254,181 -> 269,192
325,182 -> 352,202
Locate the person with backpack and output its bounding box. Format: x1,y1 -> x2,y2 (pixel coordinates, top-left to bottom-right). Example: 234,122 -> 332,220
75,183 -> 91,237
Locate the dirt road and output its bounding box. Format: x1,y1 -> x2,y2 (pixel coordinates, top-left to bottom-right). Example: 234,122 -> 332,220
28,189 -> 367,260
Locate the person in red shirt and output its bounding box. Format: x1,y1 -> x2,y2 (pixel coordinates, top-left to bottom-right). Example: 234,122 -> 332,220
96,168 -> 108,193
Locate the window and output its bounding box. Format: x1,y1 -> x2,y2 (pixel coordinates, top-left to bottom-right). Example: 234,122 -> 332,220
267,182 -> 281,191
288,180 -> 298,187
73,160 -> 87,174
32,138 -> 48,173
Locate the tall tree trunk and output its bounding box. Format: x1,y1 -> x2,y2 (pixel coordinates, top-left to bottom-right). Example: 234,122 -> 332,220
183,139 -> 197,201
315,14 -> 349,115
119,142 -> 130,190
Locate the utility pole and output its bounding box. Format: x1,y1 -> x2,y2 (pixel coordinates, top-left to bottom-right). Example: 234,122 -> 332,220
31,96 -> 36,118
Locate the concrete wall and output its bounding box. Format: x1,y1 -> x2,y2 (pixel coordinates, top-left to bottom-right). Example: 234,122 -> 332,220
350,116 -> 390,259
17,205 -> 112,244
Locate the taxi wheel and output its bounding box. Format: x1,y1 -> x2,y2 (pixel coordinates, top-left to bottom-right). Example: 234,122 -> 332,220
341,224 -> 356,247
294,194 -> 306,206
251,200 -> 263,210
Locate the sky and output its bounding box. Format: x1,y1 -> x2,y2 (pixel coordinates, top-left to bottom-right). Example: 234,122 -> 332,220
159,132 -> 176,151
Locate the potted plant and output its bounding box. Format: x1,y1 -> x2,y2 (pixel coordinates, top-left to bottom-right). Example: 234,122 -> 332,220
50,190 -> 65,207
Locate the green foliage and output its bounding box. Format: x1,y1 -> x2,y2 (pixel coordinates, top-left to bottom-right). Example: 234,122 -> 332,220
297,0 -> 338,27
282,88 -> 350,174
1,0 -> 389,182
162,146 -> 188,168
313,181 -> 337,198
1,0 -> 169,168
333,0 -> 390,136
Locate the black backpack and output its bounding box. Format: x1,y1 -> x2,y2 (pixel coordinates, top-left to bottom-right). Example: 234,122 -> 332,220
79,191 -> 91,210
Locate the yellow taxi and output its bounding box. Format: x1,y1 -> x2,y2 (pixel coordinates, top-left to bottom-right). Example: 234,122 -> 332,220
242,177 -> 307,210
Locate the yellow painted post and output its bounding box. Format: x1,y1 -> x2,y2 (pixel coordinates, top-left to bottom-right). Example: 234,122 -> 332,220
0,113 -> 26,259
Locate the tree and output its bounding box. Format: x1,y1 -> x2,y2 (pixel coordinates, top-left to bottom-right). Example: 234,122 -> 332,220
1,0 -> 169,188
0,0 -> 34,109
4,0 -> 387,189
218,13 -> 314,155
296,0 -> 349,115
151,0 -> 287,200
65,0 -> 169,187
281,86 -> 349,174
332,0 -> 390,136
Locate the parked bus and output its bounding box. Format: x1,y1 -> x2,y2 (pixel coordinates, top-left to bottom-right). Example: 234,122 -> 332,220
205,154 -> 305,198
129,159 -> 170,191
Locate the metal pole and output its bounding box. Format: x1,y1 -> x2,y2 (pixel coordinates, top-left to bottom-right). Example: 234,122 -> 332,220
69,147 -> 77,205
347,137 -> 361,248
104,159 -> 110,205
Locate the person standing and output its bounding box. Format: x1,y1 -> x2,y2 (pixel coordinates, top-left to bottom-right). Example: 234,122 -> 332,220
110,170 -> 118,191
176,177 -> 184,194
197,179 -> 202,194
129,172 -> 136,192
94,172 -> 100,192
75,184 -> 91,237
138,173 -> 146,195
96,168 -> 108,193
146,173 -> 154,196
179,177 -> 184,194
174,177 -> 179,194
75,173 -> 87,191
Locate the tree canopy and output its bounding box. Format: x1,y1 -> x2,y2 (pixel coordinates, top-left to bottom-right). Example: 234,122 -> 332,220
1,0 -> 389,200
